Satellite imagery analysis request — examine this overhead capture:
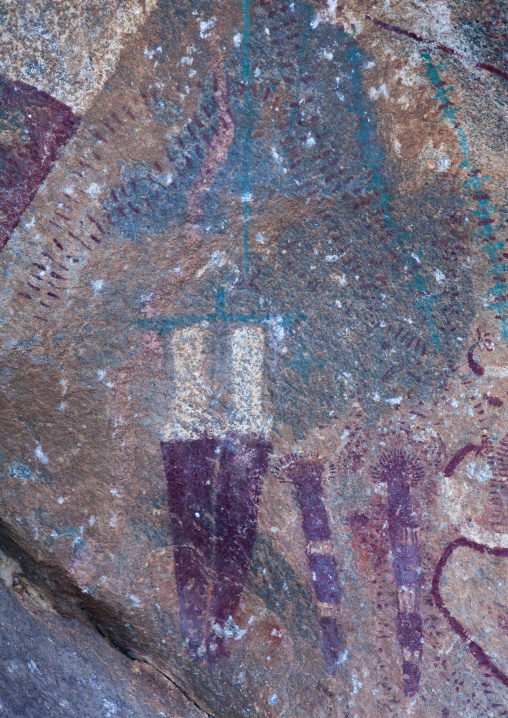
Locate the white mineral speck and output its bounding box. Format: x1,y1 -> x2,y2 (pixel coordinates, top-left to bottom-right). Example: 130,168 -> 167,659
35,446 -> 48,464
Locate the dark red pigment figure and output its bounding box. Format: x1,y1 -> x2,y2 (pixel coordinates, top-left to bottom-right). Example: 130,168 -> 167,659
432,537 -> 508,691
159,323 -> 272,661
373,448 -> 424,697
277,455 -> 345,675
435,433 -> 508,689
0,75 -> 79,250
443,437 -> 490,478
161,434 -> 271,661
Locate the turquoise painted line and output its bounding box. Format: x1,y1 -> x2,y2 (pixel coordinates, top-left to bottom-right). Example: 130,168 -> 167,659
423,52 -> 507,340
132,8 -> 306,335
279,4 -> 314,191
241,0 -> 253,277
138,283 -> 306,335
139,310 -> 307,336
346,37 -> 441,347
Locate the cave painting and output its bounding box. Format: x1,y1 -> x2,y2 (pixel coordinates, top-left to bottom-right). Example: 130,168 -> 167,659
4,0 -> 508,708
0,75 -> 79,251
436,432 -> 508,689
134,6 -> 469,678
160,325 -> 271,660
373,447 -> 424,697
111,3 -> 508,695
275,454 -> 345,676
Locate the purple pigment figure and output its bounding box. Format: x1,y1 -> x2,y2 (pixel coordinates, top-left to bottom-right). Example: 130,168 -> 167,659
374,448 -> 424,697
160,325 -> 272,661
279,455 -> 345,675
0,75 -> 79,250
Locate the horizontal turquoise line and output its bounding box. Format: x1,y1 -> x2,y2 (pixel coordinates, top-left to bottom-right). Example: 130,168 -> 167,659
139,312 -> 307,335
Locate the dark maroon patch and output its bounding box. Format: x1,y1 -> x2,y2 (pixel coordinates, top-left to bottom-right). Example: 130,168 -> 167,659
161,435 -> 271,662
285,459 -> 332,541
0,75 -> 80,250
307,554 -> 341,605
467,343 -> 485,376
209,436 -> 271,658
160,436 -> 218,660
319,616 -> 344,676
487,396 -> 503,408
444,442 -> 484,477
402,658 -> 421,698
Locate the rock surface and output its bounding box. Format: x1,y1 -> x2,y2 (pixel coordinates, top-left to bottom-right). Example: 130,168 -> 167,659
1,1 -> 508,716
0,551 -> 205,717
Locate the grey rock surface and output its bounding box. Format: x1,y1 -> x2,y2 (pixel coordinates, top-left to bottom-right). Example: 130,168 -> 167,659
0,554 -> 205,718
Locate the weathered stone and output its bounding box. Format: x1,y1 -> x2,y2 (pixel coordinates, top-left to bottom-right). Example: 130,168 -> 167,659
0,551 -> 205,717
1,1 -> 508,716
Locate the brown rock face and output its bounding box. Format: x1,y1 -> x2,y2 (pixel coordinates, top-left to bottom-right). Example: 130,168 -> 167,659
1,1 -> 508,716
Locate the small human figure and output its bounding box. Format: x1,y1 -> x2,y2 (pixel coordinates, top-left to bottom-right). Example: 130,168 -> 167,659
276,454 -> 346,676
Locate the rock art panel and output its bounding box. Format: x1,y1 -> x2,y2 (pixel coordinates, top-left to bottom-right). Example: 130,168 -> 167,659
1,0 -> 508,716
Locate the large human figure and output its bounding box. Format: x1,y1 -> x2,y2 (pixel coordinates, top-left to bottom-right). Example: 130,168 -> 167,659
160,325 -> 271,660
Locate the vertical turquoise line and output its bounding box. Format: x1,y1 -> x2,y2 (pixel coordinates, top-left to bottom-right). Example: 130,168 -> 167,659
279,5 -> 313,192
423,52 -> 507,340
346,37 -> 441,347
345,39 -> 390,217
241,0 -> 253,277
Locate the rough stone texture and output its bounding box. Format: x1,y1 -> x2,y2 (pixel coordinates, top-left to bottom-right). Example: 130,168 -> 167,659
1,1 -> 508,716
0,551 -> 205,717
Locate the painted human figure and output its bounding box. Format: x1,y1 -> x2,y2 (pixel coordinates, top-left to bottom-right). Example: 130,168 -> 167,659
373,447 -> 424,697
276,454 -> 345,676
160,324 -> 271,660
133,0 -> 474,687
